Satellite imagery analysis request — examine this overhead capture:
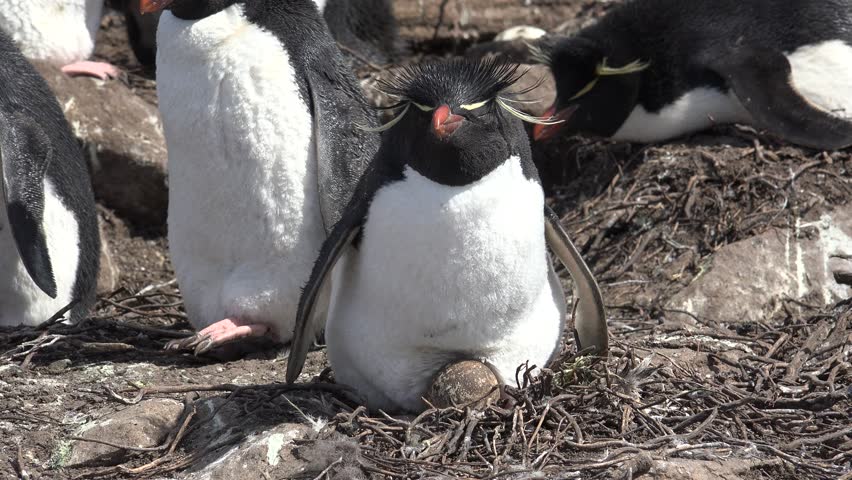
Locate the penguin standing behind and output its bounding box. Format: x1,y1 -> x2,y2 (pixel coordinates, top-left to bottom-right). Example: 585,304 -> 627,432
142,0 -> 379,355
0,0 -> 120,80
0,30 -> 100,327
531,0 -> 852,150
285,58 -> 608,412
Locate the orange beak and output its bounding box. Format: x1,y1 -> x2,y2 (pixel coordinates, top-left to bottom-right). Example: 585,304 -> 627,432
139,0 -> 174,14
432,105 -> 465,140
532,105 -> 577,142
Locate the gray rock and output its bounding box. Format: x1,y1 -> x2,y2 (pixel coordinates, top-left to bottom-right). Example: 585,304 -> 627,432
97,219 -> 120,295
32,61 -> 168,226
667,207 -> 852,325
182,422 -> 313,480
66,398 -> 183,467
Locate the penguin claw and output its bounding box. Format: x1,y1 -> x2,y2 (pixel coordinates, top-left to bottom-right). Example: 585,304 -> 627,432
164,318 -> 273,355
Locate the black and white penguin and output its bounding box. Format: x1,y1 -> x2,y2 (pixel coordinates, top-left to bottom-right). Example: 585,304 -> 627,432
143,0 -> 379,355
0,0 -> 120,79
0,30 -> 100,327
531,0 -> 852,150
285,58 -> 608,412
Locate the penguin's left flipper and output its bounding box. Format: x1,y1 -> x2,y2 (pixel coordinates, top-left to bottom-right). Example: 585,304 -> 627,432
705,47 -> 852,151
305,55 -> 380,232
543,206 -> 608,356
286,206 -> 365,384
0,113 -> 58,298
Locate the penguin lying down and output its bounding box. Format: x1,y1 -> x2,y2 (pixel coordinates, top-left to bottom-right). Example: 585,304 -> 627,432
530,0 -> 852,150
286,58 -> 608,412
0,30 -> 100,327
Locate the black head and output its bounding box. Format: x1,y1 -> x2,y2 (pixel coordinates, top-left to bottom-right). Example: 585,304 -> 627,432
375,58 -> 549,186
530,36 -> 647,141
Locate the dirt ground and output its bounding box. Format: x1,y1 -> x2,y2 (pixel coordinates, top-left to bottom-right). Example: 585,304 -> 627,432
1,3 -> 850,480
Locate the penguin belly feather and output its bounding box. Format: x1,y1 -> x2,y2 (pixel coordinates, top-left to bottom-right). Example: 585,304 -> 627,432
0,0 -> 102,65
156,5 -> 327,339
0,179 -> 81,326
326,157 -> 565,411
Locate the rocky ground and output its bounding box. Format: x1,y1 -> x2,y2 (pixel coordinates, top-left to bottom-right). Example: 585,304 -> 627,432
1,1 -> 851,479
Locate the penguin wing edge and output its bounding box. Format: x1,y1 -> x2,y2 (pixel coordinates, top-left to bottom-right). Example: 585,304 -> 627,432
543,206 -> 608,356
305,62 -> 380,233
0,114 -> 58,298
705,47 -> 852,151
286,215 -> 362,384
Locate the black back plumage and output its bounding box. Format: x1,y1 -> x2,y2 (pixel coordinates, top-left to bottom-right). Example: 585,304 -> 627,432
0,30 -> 100,322
538,0 -> 852,147
323,0 -> 403,65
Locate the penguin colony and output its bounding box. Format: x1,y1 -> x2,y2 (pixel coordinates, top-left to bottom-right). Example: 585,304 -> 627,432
0,0 -> 849,413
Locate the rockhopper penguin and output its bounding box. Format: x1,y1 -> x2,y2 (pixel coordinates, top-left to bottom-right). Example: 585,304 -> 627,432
143,0 -> 379,355
0,0 -> 120,79
285,58 -> 608,412
531,0 -> 852,150
0,29 -> 100,326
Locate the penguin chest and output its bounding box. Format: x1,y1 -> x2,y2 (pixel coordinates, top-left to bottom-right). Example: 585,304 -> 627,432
331,157 -> 557,350
786,40 -> 852,121
0,0 -> 101,64
157,6 -> 322,258
0,179 -> 80,327
156,6 -> 325,322
612,87 -> 752,143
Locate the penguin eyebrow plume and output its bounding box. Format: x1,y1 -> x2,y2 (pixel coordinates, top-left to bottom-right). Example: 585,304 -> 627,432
357,103 -> 410,132
526,40 -> 552,65
596,58 -> 649,76
496,97 -> 565,126
376,57 -> 525,107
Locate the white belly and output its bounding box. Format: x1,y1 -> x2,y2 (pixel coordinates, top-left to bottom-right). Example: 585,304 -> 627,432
612,87 -> 752,143
0,179 -> 80,326
326,157 -> 565,411
0,0 -> 102,64
157,6 -> 326,337
787,40 -> 852,121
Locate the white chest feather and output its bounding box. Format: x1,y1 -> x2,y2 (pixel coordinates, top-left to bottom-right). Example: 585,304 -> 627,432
326,157 -> 565,410
156,6 -> 325,332
0,0 -> 102,64
0,179 -> 80,326
787,40 -> 852,121
612,88 -> 752,143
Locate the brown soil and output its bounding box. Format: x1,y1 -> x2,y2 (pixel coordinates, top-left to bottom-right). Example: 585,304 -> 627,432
1,3 -> 850,480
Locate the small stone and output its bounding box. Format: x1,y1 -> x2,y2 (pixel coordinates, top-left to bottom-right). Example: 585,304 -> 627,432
47,359 -> 72,373
96,219 -> 120,294
65,398 -> 183,467
424,360 -> 500,410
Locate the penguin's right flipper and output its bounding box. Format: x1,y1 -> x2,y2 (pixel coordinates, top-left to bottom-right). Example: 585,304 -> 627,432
286,208 -> 365,384
0,113 -> 58,298
543,206 -> 608,356
705,47 -> 852,150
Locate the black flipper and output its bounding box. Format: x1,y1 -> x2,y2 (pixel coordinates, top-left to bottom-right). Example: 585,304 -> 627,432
305,55 -> 380,233
544,206 -> 608,355
286,210 -> 364,384
0,113 -> 58,298
705,47 -> 852,151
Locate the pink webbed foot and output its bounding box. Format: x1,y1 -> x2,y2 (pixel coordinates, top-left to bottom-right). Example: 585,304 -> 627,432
61,61 -> 121,80
165,318 -> 272,356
